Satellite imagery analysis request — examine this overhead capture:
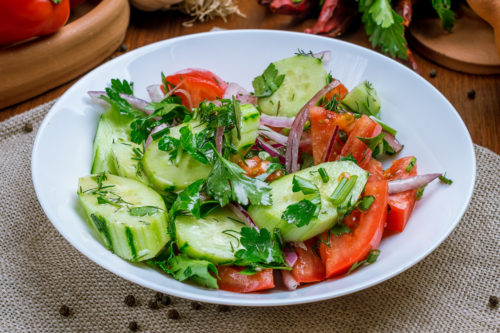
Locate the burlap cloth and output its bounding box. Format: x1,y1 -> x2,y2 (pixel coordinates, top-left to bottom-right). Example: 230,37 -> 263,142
0,100 -> 498,332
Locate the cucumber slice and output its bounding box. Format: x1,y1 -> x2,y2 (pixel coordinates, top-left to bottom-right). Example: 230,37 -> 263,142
78,173 -> 170,261
248,161 -> 369,242
143,120 -> 211,193
342,81 -> 381,117
231,103 -> 260,156
111,138 -> 149,184
258,55 -> 328,117
91,106 -> 134,174
175,208 -> 244,265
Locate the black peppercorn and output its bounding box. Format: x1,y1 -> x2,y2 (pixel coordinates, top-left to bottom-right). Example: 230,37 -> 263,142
489,295 -> 498,309
155,292 -> 163,301
124,295 -> 136,307
190,301 -> 202,310
429,69 -> 437,78
467,89 -> 476,99
217,305 -> 230,312
24,122 -> 33,132
128,321 -> 138,332
167,309 -> 180,319
119,43 -> 128,52
160,295 -> 171,306
59,305 -> 70,317
148,299 -> 159,310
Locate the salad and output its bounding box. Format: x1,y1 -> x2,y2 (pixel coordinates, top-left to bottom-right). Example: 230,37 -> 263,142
78,51 -> 451,293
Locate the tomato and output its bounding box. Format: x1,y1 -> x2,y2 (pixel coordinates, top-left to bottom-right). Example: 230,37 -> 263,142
383,156 -> 417,233
238,156 -> 283,182
340,115 -> 382,169
365,158 -> 383,182
164,69 -> 227,108
291,239 -> 325,284
217,266 -> 275,293
323,82 -> 349,101
319,180 -> 388,278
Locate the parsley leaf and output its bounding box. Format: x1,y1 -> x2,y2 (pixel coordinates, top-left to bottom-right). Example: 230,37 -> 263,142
345,249 -> 380,276
110,78 -> 133,95
432,0 -> 456,32
179,126 -> 211,164
129,206 -> 161,217
168,254 -> 219,289
281,176 -> 321,227
100,85 -> 144,119
292,176 -> 319,195
234,227 -> 287,274
359,0 -> 407,59
170,179 -> 204,219
252,63 -> 285,98
207,148 -> 272,207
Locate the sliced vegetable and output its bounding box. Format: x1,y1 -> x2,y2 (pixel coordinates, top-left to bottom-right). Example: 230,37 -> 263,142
291,239 -> 325,284
217,266 -> 275,293
342,81 -> 381,117
340,115 -> 382,169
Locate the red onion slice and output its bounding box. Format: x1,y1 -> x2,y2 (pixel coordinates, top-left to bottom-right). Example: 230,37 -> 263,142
283,246 -> 298,267
286,80 -> 340,173
388,173 -> 441,194
223,82 -> 258,105
215,126 -> 225,155
88,91 -> 152,114
260,114 -> 295,128
313,50 -> 331,64
323,125 -> 339,162
258,125 -> 289,145
147,84 -> 165,103
256,137 -> 286,164
281,270 -> 298,290
173,88 -> 193,109
383,131 -> 403,153
228,203 -> 258,229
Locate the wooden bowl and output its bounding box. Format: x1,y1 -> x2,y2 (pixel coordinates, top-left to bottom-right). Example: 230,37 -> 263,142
0,0 -> 130,109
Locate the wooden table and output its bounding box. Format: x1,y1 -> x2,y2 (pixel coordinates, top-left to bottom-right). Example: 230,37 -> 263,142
1,1 -> 499,153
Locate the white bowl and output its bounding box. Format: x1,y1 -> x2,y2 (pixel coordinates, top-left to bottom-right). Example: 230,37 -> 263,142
32,30 -> 475,306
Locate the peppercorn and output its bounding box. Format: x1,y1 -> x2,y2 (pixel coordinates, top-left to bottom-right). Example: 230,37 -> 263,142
190,301 -> 202,310
467,89 -> 476,99
167,309 -> 180,319
124,295 -> 136,307
489,296 -> 498,309
217,305 -> 230,312
155,292 -> 163,302
24,122 -> 33,132
160,295 -> 171,306
119,43 -> 128,52
128,321 -> 138,332
148,299 -> 159,310
429,69 -> 437,78
59,305 -> 70,317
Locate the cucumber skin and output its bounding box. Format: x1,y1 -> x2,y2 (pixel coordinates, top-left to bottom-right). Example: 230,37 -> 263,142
91,107 -> 134,174
78,174 -> 170,262
258,55 -> 328,117
175,208 -> 245,265
341,81 -> 381,117
143,121 -> 211,193
231,104 -> 260,157
248,161 -> 369,242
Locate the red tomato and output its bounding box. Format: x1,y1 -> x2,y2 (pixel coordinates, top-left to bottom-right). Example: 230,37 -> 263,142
383,156 -> 418,233
291,239 -> 325,284
238,156 -> 284,182
340,115 -> 382,169
164,69 -> 227,108
217,266 -> 274,293
319,180 -> 388,278
365,158 -> 383,182
323,82 -> 349,101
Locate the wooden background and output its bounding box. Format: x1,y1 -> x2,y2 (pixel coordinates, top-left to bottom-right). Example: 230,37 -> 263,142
1,1 -> 499,153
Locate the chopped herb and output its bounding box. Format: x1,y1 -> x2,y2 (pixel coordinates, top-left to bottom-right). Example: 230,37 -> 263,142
357,132 -> 386,152
318,167 -> 329,183
151,127 -> 170,140
323,94 -> 342,112
416,185 -> 426,199
357,195 -> 375,212
129,206 -> 161,217
439,173 -> 453,185
252,63 -> 285,98
317,232 -> 331,247
330,175 -> 358,205
292,176 -> 319,195
345,249 -> 380,276
405,157 -> 417,172
330,223 -> 351,236
340,153 -> 358,164
170,179 -> 203,219
281,195 -> 321,227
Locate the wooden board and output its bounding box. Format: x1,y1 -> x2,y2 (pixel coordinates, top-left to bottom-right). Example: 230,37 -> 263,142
0,0 -> 130,109
408,5 -> 500,75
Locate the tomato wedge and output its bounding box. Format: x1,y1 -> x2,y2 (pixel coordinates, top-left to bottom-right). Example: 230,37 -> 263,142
365,158 -> 383,182
217,266 -> 274,293
291,239 -> 325,284
340,115 -> 382,169
323,81 -> 349,101
383,156 -> 418,233
164,69 -> 227,108
319,180 -> 388,278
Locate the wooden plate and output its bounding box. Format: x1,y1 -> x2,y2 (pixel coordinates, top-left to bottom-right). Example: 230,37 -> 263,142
0,0 -> 130,109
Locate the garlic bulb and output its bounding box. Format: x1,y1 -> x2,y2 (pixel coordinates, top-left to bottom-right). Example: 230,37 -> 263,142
130,0 -> 184,12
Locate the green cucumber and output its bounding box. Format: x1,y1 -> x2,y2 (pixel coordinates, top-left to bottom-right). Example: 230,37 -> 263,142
258,55 -> 328,117
342,81 -> 381,117
111,138 -> 149,184
231,103 -> 260,156
248,161 -> 368,242
78,173 -> 170,261
91,106 -> 135,174
175,208 -> 245,265
143,121 -> 211,193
